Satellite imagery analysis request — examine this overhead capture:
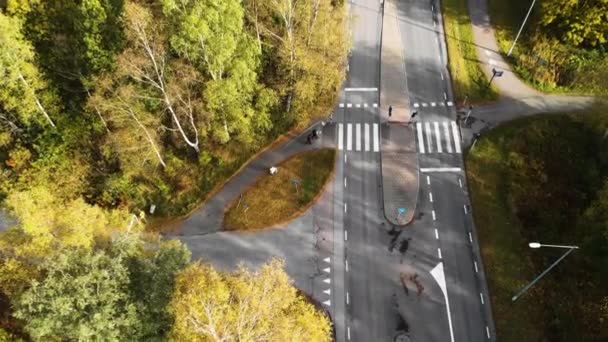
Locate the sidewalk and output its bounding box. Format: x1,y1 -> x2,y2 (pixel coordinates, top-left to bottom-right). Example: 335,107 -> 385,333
169,120 -> 334,236
380,0 -> 419,226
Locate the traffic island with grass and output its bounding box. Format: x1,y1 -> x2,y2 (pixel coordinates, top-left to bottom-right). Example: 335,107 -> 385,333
466,111 -> 608,341
223,148 -> 336,231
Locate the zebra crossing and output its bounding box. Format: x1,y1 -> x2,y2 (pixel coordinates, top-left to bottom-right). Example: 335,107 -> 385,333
413,101 -> 454,108
416,121 -> 462,154
337,123 -> 380,152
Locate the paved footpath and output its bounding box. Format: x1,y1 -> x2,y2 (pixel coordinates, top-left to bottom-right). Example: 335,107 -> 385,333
464,0 -> 596,145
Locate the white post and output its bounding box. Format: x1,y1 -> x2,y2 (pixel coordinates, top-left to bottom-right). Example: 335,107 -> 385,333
507,0 -> 537,56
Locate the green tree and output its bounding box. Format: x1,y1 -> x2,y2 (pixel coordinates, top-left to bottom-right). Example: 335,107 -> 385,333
161,0 -> 271,145
539,0 -> 608,47
127,239 -> 191,341
168,259 -> 331,341
0,13 -> 57,127
13,247 -> 139,341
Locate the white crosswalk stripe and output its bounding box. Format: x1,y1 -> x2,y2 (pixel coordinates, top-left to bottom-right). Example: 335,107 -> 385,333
412,101 -> 454,108
337,122 -> 380,153
415,121 -> 462,154
355,123 -> 361,151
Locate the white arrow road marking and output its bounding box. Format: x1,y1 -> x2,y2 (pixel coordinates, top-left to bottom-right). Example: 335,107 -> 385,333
324,257 -> 331,263
323,300 -> 331,306
324,288 -> 331,295
431,262 -> 455,342
323,278 -> 331,284
323,267 -> 331,273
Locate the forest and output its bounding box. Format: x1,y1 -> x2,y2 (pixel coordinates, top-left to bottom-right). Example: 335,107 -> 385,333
0,0 -> 347,339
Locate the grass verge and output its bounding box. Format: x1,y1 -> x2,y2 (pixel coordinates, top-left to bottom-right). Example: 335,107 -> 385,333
466,111 -> 608,341
223,148 -> 336,231
442,0 -> 499,103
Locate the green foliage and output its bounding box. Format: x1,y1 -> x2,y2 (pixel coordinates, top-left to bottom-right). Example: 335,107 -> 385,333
467,112 -> 608,341
539,0 -> 608,48
13,247 -> 139,341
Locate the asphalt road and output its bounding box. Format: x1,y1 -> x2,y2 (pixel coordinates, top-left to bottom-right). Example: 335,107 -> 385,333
330,0 -> 495,341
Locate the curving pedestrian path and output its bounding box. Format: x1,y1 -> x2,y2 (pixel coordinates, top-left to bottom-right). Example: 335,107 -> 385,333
464,0 -> 597,145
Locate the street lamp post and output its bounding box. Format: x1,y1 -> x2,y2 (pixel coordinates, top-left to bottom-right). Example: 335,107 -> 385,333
511,242 -> 579,302
486,68 -> 504,89
507,0 -> 537,56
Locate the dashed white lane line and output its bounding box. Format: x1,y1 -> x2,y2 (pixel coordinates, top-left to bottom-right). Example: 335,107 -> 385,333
431,102 -> 436,107
441,72 -> 444,80
437,248 -> 442,259
339,103 -> 345,108
463,205 -> 468,214
347,103 -> 353,108
348,326 -> 351,340
469,232 -> 473,243
344,154 -> 347,163
364,103 -> 368,108
414,103 -> 420,108
347,292 -> 350,305
344,177 -> 347,188
459,178 -> 463,188
480,293 -> 485,305
431,4 -> 434,11
435,229 -> 439,239
429,192 -> 434,203
427,175 -> 431,185
474,261 -> 479,273
447,101 -> 454,106
344,230 -> 348,241
345,259 -> 349,272
432,210 -> 437,221
444,92 -> 447,100
373,103 -> 378,108
486,326 -> 491,339
344,203 -> 347,213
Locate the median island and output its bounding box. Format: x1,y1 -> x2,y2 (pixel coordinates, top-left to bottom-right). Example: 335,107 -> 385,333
224,148 -> 336,231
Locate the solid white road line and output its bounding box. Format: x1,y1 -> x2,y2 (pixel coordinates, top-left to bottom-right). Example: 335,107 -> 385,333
429,192 -> 434,203
373,123 -> 380,152
364,123 -> 370,151
427,175 -> 431,185
451,121 -> 462,153
434,122 -> 442,153
431,263 -> 455,342
338,124 -> 344,150
486,326 -> 491,339
355,123 -> 361,151
425,122 -> 433,153
435,229 -> 439,239
417,123 -> 426,154
443,122 -> 452,153
420,167 -> 462,172
464,205 -> 468,214
347,124 -> 353,151
480,293 -> 485,304
474,261 -> 479,273
432,210 -> 437,221
345,87 -> 378,92
438,248 -> 442,259
469,232 -> 473,243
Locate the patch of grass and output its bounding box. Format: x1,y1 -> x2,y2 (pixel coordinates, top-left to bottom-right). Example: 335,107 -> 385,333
223,148 -> 336,231
442,0 -> 499,103
466,111 -> 608,341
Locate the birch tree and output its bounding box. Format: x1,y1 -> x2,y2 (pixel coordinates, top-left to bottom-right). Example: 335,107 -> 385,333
123,2 -> 200,152
0,13 -> 57,128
